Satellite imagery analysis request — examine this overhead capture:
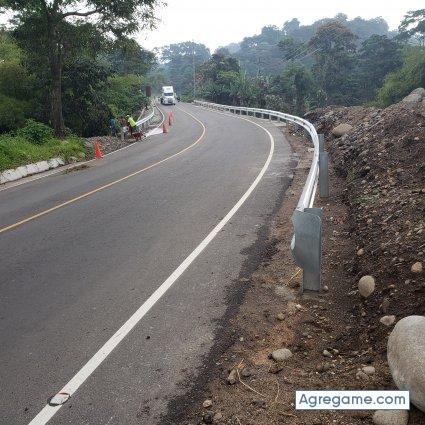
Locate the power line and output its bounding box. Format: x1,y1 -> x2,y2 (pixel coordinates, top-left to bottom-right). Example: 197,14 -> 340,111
281,25 -> 351,64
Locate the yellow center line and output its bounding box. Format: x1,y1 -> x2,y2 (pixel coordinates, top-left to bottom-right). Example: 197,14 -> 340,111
0,106 -> 205,235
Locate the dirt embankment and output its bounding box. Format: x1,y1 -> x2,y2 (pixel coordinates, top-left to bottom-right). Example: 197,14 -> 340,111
306,89 -> 425,338
174,91 -> 424,425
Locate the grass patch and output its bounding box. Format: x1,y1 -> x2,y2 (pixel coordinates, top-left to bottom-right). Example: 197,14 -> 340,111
0,134 -> 88,172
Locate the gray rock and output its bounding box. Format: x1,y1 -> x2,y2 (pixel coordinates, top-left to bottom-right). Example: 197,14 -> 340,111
203,411 -> 214,424
202,399 -> 212,408
372,410 -> 408,425
227,369 -> 237,385
382,297 -> 390,313
411,262 -> 423,274
362,365 -> 376,375
388,315 -> 425,411
271,348 -> 292,362
323,349 -> 332,358
358,275 -> 375,297
356,370 -> 369,381
241,367 -> 252,377
402,87 -> 425,104
332,123 -> 353,137
213,412 -> 223,422
380,315 -> 396,326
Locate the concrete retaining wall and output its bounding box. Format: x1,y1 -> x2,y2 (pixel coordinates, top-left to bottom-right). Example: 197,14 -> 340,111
0,157 -> 65,185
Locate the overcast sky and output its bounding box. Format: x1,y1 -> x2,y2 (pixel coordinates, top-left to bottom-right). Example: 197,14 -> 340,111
137,0 -> 424,51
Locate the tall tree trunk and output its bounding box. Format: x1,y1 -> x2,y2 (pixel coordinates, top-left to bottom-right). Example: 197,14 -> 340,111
48,20 -> 65,138
50,54 -> 65,138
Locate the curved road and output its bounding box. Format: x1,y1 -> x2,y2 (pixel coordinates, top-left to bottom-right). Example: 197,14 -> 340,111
0,103 -> 294,424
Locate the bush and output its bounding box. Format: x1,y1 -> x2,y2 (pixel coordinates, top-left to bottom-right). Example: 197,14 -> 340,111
377,48 -> 425,107
17,119 -> 54,145
181,93 -> 194,102
104,74 -> 149,117
0,134 -> 87,171
0,94 -> 29,132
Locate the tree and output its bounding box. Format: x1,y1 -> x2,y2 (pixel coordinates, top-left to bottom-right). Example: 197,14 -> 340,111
377,47 -> 425,106
398,9 -> 425,45
280,63 -> 317,114
62,56 -> 111,136
356,35 -> 403,102
310,22 -> 358,105
105,37 -> 156,76
0,30 -> 33,131
0,0 -> 158,137
156,41 -> 210,95
234,26 -> 285,76
278,37 -> 306,61
197,53 -> 241,103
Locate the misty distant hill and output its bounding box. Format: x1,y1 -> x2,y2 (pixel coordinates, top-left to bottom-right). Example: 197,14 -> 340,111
217,14 -> 396,76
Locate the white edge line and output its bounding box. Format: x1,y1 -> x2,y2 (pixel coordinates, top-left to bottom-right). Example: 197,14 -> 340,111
0,106 -> 166,193
29,107 -> 275,425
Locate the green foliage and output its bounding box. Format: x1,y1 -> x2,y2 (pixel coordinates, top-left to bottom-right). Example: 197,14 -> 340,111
154,41 -> 211,95
280,63 -> 318,114
398,9 -> 425,44
377,47 -> 425,106
0,31 -> 34,131
278,37 -> 306,61
104,37 -> 156,75
1,0 -> 159,136
181,93 -> 194,102
17,119 -> 54,145
0,94 -> 29,133
197,53 -> 242,103
2,17 -> 155,138
356,35 -> 403,102
310,22 -> 359,105
62,57 -> 111,137
222,15 -> 390,77
104,74 -> 149,117
0,134 -> 86,172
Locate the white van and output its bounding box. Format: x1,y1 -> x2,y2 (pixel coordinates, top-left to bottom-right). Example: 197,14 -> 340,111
161,86 -> 176,105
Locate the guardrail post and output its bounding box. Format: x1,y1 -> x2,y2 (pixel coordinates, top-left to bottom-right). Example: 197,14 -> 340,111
291,208 -> 322,292
318,133 -> 325,152
318,134 -> 329,198
319,151 -> 329,198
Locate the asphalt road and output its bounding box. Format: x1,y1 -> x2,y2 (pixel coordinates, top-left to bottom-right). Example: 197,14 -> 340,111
0,103 -> 295,424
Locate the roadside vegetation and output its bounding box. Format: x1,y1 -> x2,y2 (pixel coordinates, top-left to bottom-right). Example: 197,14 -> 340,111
0,1 -> 160,173
0,120 -> 87,172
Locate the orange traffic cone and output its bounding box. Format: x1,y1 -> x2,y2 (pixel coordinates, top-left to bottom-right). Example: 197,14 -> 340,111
168,113 -> 173,126
93,141 -> 103,159
162,122 -> 168,133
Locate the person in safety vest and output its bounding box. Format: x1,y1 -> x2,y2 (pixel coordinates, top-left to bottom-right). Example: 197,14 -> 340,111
126,115 -> 137,135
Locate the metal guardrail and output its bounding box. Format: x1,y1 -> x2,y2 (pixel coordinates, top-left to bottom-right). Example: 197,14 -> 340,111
136,106 -> 155,128
194,100 -> 329,292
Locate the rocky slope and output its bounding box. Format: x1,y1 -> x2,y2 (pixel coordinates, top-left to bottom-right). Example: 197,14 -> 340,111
306,89 -> 424,345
